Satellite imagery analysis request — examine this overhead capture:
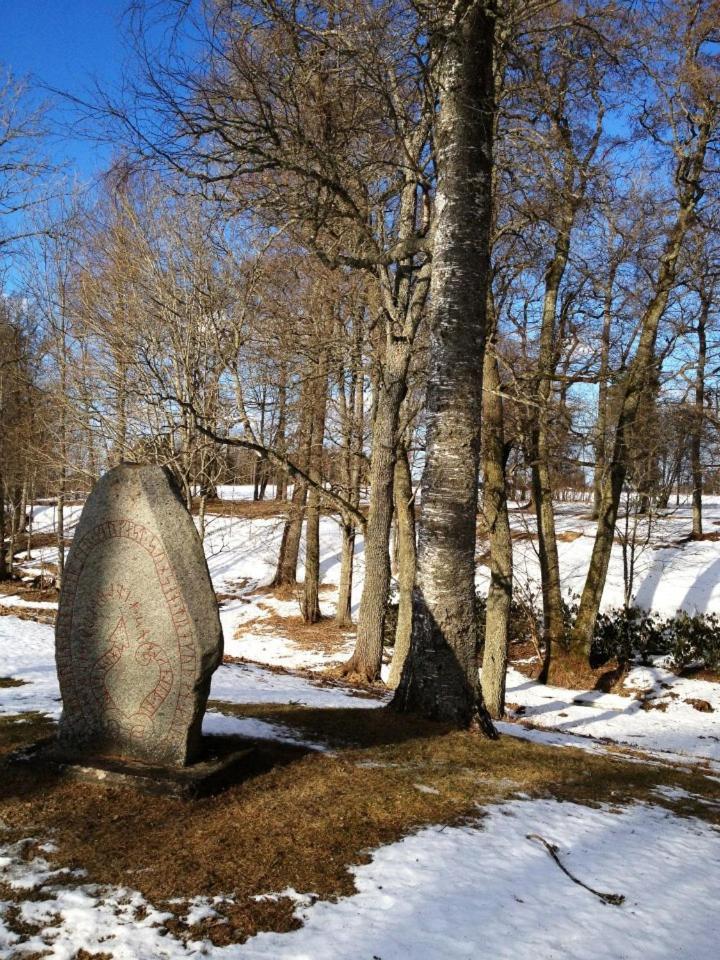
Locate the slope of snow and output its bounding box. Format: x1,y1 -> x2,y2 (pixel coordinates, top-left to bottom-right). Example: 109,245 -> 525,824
3,494 -> 720,958
477,497 -> 720,617
0,612 -> 385,740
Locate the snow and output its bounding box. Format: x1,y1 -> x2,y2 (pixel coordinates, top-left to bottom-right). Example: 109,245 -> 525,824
2,799 -> 719,959
0,616 -> 61,717
210,660 -> 385,710
231,799 -> 720,960
203,512 -> 364,610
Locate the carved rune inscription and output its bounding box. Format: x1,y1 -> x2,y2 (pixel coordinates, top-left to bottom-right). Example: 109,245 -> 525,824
56,464 -> 223,767
87,583 -> 174,742
56,518 -> 199,763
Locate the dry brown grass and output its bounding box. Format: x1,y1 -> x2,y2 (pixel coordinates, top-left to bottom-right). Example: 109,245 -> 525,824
22,533 -> 73,552
0,607 -> 56,626
194,498 -> 291,520
193,498 -> 355,521
235,605 -> 355,661
0,581 -> 59,604
556,530 -> 584,543
1,704 -> 718,950
540,653 -> 629,692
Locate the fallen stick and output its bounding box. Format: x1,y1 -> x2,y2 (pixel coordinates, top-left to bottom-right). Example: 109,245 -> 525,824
526,834 -> 625,906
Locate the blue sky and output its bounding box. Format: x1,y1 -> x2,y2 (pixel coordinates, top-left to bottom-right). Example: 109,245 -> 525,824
0,0 -> 128,180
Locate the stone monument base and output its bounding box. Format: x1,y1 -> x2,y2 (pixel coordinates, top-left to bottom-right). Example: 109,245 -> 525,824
8,735 -> 255,799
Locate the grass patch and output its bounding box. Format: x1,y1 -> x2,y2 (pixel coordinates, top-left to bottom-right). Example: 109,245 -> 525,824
0,677 -> 26,688
0,712 -> 57,753
0,606 -> 56,625
1,703 -> 718,949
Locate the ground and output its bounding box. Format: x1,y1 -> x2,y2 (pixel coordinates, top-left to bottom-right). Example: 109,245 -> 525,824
0,487 -> 719,958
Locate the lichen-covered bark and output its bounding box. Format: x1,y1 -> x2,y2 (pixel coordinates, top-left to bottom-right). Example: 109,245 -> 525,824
393,1 -> 496,728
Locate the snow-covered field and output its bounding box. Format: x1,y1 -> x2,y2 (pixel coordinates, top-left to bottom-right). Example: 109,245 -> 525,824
2,489 -> 720,958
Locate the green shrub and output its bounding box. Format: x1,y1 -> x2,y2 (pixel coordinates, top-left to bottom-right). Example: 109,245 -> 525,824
591,606 -> 668,666
590,606 -> 720,672
667,611 -> 720,672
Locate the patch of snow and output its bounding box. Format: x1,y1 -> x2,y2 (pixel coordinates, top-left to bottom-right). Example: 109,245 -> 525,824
252,888 -> 317,909
3,800 -> 719,959
503,666 -> 720,768
0,595 -> 58,611
0,616 -> 61,717
203,710 -> 329,752
210,660 -> 385,710
413,784 -> 440,795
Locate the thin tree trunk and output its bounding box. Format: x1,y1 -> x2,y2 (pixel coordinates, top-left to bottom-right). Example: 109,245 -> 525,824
393,1 -> 496,727
570,116 -> 711,657
387,443 -> 417,689
275,370 -> 288,501
336,338 -> 364,628
593,272 -> 615,520
340,143 -> 426,680
691,297 -> 707,539
272,374 -> 314,587
340,355 -> 407,679
56,489 -> 65,586
0,472 -> 7,581
532,205 -> 578,678
480,332 -> 512,718
25,480 -> 33,563
336,518 -> 355,627
302,346 -> 328,624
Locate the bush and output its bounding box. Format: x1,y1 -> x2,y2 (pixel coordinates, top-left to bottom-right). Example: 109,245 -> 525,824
590,606 -> 720,673
667,611 -> 720,672
591,606 -> 668,667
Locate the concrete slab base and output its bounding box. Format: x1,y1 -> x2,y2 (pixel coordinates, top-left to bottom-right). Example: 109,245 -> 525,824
7,735 -> 255,799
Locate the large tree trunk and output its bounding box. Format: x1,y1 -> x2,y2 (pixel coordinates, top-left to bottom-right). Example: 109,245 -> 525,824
302,348 -> 329,624
392,1 -> 495,728
691,297 -> 708,539
387,443 -> 417,689
480,333 -> 512,718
